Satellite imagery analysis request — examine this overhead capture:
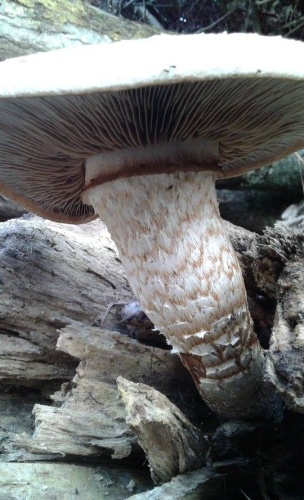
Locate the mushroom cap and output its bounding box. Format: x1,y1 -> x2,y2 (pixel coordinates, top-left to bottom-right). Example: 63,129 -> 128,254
1,33 -> 304,223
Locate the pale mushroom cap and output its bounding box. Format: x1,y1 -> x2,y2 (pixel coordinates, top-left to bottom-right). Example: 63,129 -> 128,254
2,33 -> 304,97
1,33 -> 304,222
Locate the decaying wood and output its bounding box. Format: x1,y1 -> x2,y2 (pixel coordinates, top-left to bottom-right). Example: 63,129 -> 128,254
266,258 -> 304,413
128,461 -> 247,500
0,0 -> 161,61
15,324 -> 201,460
233,222 -> 304,413
0,334 -> 75,385
117,376 -> 206,484
129,467 -> 220,500
0,216 -> 133,385
241,223 -> 303,298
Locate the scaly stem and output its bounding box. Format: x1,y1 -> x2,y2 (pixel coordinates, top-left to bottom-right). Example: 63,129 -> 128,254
84,170 -> 280,419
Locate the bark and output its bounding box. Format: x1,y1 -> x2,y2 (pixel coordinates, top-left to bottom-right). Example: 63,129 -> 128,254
266,258 -> 304,413
237,223 -> 304,413
240,224 -> 304,299
0,0 -> 162,61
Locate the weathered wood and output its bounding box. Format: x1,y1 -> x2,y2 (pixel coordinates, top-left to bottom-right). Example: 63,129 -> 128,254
241,224 -> 304,299
117,376 -> 206,484
15,324 -> 201,459
234,223 -> 304,413
129,467 -> 220,500
0,216 -> 133,385
128,461 -> 247,500
0,0 -> 161,61
266,258 -> 304,413
0,334 -> 75,384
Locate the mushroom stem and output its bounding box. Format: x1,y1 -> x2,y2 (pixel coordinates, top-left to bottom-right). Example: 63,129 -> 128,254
83,170 -> 280,419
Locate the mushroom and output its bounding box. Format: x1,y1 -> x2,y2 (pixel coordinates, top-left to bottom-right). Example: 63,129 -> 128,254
1,33 -> 304,419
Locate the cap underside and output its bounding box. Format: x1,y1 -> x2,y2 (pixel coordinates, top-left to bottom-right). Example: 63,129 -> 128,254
1,76 -> 304,222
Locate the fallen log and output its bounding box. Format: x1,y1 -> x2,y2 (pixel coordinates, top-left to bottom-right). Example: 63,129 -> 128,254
0,216 -> 133,386
0,0 -> 161,61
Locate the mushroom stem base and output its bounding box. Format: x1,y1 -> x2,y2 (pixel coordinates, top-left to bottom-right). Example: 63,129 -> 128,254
83,170 -> 281,420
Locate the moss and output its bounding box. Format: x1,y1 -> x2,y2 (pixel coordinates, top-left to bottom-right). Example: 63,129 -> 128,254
16,0 -> 87,26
